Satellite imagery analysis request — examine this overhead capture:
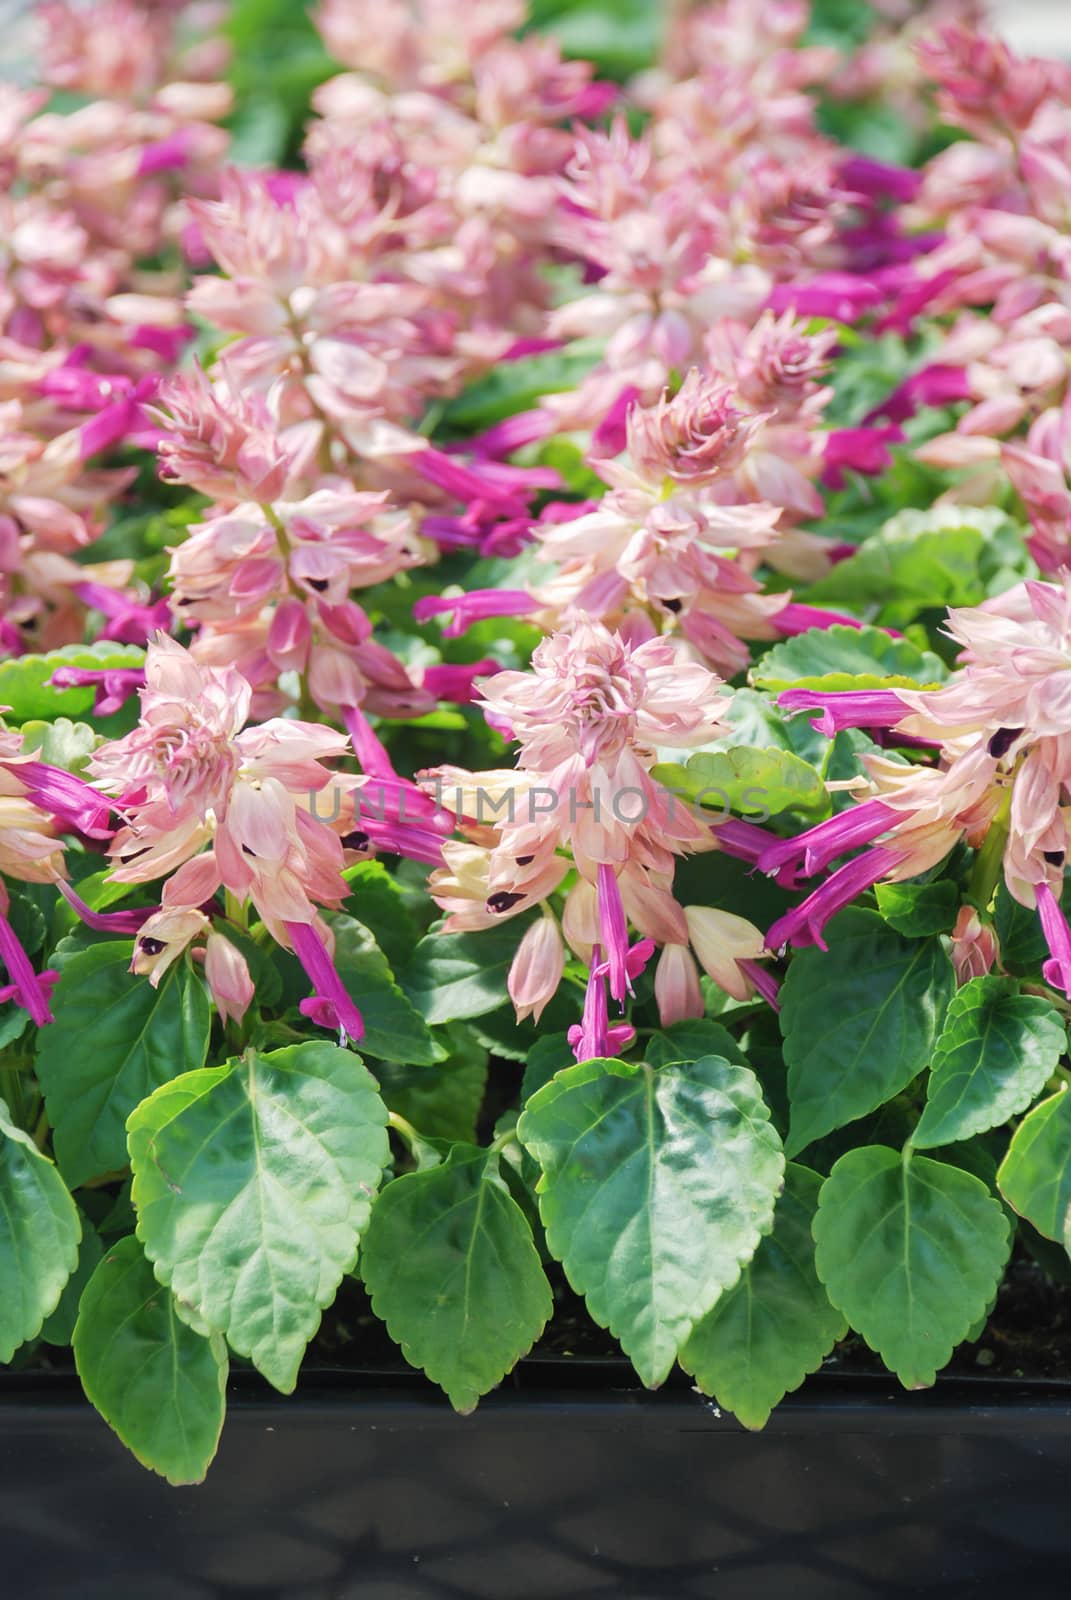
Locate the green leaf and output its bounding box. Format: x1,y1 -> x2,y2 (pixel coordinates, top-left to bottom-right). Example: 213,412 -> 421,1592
913,978 -> 1066,1149
521,1032 -> 577,1102
35,943 -> 211,1187
128,1042 -> 389,1392
804,507 -> 1032,629
40,1217 -> 103,1346
19,717 -> 99,772
0,643 -> 144,723
73,1235 -> 227,1486
814,1146 -> 1011,1387
680,1165 -> 846,1427
402,919 -> 531,1025
529,0 -> 661,78
0,1098 -> 81,1360
518,1055 -> 784,1387
436,341 -> 603,433
993,879 -> 1071,973
780,910 -> 955,1157
328,914 -> 446,1064
875,879 -> 960,937
652,746 -> 828,821
751,624 -> 947,694
372,1023 -> 489,1143
997,1089 -> 1071,1250
646,1018 -> 747,1069
342,861 -> 420,973
361,1145 -> 552,1412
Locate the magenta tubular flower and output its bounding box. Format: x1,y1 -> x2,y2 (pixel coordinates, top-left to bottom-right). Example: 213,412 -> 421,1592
758,799 -> 901,887
597,861 -> 632,1003
74,583 -> 172,646
766,846 -> 908,953
567,945 -> 640,1064
1036,884 -> 1071,996
766,274 -> 884,322
738,958 -> 781,1012
420,660 -> 500,705
775,603 -> 876,637
18,763 -> 112,841
864,365 -> 972,426
56,880 -> 150,935
821,425 -> 903,488
779,688 -> 915,737
0,915 -> 57,1026
413,590 -> 538,637
49,666 -> 146,717
838,155 -> 921,205
289,919 -> 364,1044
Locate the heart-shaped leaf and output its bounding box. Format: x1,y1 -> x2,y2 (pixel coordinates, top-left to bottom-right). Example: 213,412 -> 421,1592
0,1099 -> 81,1360
328,914 -> 446,1064
997,1089 -> 1071,1251
361,1144 -> 552,1411
402,920 -> 533,1024
751,624 -> 947,694
652,746 -> 828,820
518,1055 -> 784,1387
814,1146 -> 1011,1388
73,1235 -> 227,1486
780,909 -> 955,1156
914,978 -> 1065,1149
128,1041 -> 389,1391
681,1164 -> 846,1427
36,942 -> 211,1187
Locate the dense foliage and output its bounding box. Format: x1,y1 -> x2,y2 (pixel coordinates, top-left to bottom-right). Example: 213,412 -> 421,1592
3,0 -> 1071,1482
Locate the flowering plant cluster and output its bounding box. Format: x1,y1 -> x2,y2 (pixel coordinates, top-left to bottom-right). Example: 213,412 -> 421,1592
3,0 -> 1071,1482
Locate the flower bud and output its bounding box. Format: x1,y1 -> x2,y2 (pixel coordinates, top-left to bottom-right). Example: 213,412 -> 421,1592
205,932 -> 255,1025
508,913 -> 565,1023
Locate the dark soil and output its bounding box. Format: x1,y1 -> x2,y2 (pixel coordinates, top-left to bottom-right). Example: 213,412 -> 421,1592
308,1246 -> 1071,1384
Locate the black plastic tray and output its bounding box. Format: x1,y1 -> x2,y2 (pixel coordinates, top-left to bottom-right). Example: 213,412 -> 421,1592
4,1363 -> 1071,1597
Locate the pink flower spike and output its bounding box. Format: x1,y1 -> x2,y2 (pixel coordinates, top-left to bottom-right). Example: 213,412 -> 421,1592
766,847 -> 904,953
413,590 -> 537,638
287,920 -> 364,1045
596,863 -> 632,1003
57,880 -> 151,935
0,914 -> 55,1027
779,688 -> 912,737
1035,883 -> 1071,996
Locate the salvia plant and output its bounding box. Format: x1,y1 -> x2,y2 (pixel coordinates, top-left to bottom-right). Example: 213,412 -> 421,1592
2,0 -> 1071,1483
